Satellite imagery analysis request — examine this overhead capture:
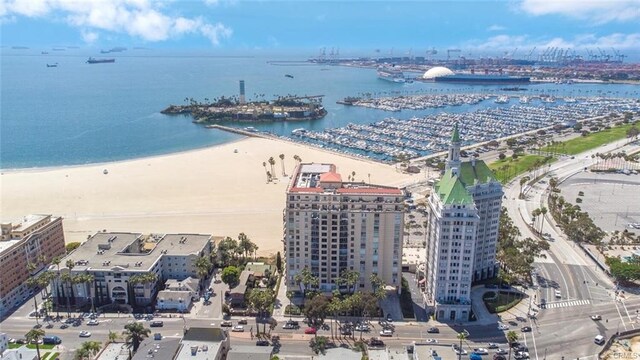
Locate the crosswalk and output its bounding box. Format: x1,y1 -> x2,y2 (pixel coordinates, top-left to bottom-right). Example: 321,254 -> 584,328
540,299 -> 591,309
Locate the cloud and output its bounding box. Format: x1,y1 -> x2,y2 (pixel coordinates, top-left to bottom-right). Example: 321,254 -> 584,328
81,29 -> 99,44
487,24 -> 506,31
1,0 -> 232,45
465,33 -> 640,51
519,0 -> 640,23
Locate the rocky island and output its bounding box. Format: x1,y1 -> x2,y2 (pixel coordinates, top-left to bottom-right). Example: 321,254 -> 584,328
162,95 -> 327,123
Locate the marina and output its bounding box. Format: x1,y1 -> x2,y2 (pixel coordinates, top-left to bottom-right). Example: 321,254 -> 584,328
289,97 -> 640,162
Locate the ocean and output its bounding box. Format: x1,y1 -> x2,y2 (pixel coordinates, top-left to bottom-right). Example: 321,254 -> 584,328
1,48 -> 639,169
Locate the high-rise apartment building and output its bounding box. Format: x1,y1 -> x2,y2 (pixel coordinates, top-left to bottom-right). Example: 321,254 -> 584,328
0,215 -> 65,317
424,124 -> 502,321
285,163 -> 404,294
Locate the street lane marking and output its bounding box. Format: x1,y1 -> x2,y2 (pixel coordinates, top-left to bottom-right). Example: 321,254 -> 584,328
540,299 -> 590,309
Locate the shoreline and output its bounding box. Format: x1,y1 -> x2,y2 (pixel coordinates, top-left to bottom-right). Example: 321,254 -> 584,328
1,136 -> 415,257
0,136 -> 251,174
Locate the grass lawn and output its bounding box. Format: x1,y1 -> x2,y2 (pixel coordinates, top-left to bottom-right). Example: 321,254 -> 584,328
8,343 -> 23,349
489,154 -> 555,183
26,344 -> 56,350
483,291 -> 523,314
541,123 -> 638,155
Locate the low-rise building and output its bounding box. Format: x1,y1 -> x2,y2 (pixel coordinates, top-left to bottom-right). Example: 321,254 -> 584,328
0,215 -> 65,317
227,345 -> 272,360
49,232 -> 213,310
229,270 -> 254,307
176,327 -> 229,360
0,347 -> 37,360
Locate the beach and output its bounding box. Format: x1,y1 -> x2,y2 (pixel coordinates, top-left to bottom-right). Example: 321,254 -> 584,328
0,137 -> 415,256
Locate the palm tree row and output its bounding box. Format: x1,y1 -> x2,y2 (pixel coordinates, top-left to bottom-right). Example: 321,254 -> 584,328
128,273 -> 158,308
217,233 -> 259,267
262,154 -> 302,183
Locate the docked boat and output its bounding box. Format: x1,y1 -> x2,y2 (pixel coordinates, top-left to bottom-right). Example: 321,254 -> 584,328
519,96 -> 529,104
377,66 -> 405,83
86,57 -> 115,64
46,63 -> 58,68
285,74 -> 294,78
494,95 -> 510,104
292,128 -> 307,135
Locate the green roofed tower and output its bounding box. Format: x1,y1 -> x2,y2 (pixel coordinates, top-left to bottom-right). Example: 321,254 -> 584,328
423,123 -> 503,323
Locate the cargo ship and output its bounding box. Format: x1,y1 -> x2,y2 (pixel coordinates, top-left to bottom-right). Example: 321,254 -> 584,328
86,57 -> 115,64
377,66 -> 405,83
434,74 -> 530,84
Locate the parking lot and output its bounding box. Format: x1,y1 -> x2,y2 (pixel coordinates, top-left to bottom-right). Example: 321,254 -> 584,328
559,172 -> 640,233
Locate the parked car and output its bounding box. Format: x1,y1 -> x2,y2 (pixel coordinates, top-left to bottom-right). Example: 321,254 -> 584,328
304,327 -> 317,335
474,348 -> 489,355
493,355 -> 507,360
87,319 -> 99,326
355,324 -> 370,332
60,324 -> 69,329
238,318 -> 248,324
154,333 -> 162,340
256,340 -> 270,346
232,325 -> 245,332
591,315 -> 602,321
221,320 -> 233,327
426,338 -> 438,344
514,351 -> 530,359
521,326 -> 532,332
379,329 -> 393,337
79,331 -> 91,338
150,321 -> 164,327
283,323 -> 297,330
488,343 -> 499,349
498,323 -> 509,330
495,348 -> 508,355
427,327 -> 440,333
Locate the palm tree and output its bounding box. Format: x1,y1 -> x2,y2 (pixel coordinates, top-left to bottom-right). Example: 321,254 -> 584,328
75,341 -> 102,360
279,154 -> 286,177
77,273 -> 96,313
51,256 -> 62,318
129,273 -> 158,308
506,330 -> 519,360
238,233 -> 253,260
519,176 -> 530,197
262,161 -> 269,181
268,157 -> 276,178
27,275 -> 41,326
108,330 -> 120,343
539,207 -> 548,233
123,322 -> 151,353
25,328 -> 45,360
195,255 -> 212,291
456,330 -> 468,360
286,290 -> 295,321
60,272 -> 73,318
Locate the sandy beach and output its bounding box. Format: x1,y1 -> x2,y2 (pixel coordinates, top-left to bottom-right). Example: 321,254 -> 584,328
1,137 -> 415,256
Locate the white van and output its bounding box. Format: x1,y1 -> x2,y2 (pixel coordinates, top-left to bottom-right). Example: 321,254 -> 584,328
594,335 -> 605,345
555,290 -> 562,298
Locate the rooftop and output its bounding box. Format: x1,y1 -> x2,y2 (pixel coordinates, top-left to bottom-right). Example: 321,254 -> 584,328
131,338 -> 181,360
176,327 -> 227,360
54,232 -> 212,272
227,345 -> 272,360
1,214 -> 58,254
289,163 -> 403,195
457,161 -> 497,187
435,170 -> 474,205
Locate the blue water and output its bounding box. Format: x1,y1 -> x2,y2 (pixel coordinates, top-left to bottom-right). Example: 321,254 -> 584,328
2,48 -> 639,169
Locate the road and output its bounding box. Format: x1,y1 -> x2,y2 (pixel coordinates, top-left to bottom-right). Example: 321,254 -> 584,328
502,137 -> 640,360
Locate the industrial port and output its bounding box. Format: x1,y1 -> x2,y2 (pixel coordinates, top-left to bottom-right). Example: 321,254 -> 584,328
309,46 -> 640,83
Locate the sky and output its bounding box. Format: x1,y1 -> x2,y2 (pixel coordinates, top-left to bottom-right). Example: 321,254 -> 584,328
1,0 -> 639,58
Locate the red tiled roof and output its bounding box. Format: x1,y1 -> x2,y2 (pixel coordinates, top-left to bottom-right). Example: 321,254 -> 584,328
336,188 -> 402,195
319,171 -> 342,183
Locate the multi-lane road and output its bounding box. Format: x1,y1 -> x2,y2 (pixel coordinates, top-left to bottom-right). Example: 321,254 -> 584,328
503,138 -> 640,359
